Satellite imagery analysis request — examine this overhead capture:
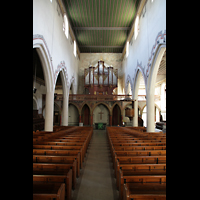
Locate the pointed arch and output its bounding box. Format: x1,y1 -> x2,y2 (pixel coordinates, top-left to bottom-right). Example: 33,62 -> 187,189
112,103 -> 122,126
80,103 -> 92,115
146,43 -> 166,132
132,64 -> 147,96
93,103 -> 110,126
146,30 -> 166,78
33,34 -> 55,131
81,104 -> 91,126
33,34 -> 54,92
111,102 -> 122,114
54,61 -> 69,97
69,102 -> 80,115
132,67 -> 146,127
69,76 -> 76,94
33,95 -> 38,110
92,102 -> 111,115
125,75 -> 133,95
68,103 -> 79,126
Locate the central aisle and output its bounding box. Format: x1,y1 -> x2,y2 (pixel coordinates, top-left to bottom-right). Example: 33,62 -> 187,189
72,130 -> 118,200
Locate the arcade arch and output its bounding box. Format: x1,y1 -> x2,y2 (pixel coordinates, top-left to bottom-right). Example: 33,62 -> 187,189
147,45 -> 166,132
81,104 -> 91,126
112,104 -> 122,126
33,36 -> 54,131
68,103 -> 79,126
54,67 -> 69,126
132,69 -> 146,127
93,103 -> 110,126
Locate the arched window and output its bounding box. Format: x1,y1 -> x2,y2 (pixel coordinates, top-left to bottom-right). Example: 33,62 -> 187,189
63,14 -> 68,39
126,41 -> 129,58
74,40 -> 76,57
134,15 -> 139,40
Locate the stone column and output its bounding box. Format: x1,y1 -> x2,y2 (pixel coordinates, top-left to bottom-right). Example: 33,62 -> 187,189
45,91 -> 54,131
147,92 -> 155,132
160,82 -> 166,121
133,100 -> 138,127
62,94 -> 68,126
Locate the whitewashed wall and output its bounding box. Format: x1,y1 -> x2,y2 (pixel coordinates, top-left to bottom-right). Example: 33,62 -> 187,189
33,0 -> 79,93
123,0 -> 166,93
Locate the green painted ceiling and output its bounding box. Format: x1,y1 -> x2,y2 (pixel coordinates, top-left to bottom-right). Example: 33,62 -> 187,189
63,0 -> 141,53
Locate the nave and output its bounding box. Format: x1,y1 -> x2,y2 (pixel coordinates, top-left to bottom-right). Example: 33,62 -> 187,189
72,130 -> 118,200
33,126 -> 166,200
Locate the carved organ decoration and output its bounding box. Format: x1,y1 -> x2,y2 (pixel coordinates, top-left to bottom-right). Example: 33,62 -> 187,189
84,60 -> 118,95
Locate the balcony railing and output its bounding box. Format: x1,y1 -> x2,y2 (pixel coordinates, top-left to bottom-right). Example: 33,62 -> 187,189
68,94 -> 133,101
54,94 -> 158,101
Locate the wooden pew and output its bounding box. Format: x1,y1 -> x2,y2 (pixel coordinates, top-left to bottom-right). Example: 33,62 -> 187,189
33,155 -> 79,178
33,126 -> 93,199
113,146 -> 166,151
33,182 -> 65,200
123,182 -> 166,200
111,142 -> 166,147
33,141 -> 87,160
33,162 -> 77,190
112,150 -> 166,166
119,171 -> 166,200
33,144 -> 85,166
107,126 -> 166,200
33,149 -> 82,169
115,156 -> 166,179
33,168 -> 72,200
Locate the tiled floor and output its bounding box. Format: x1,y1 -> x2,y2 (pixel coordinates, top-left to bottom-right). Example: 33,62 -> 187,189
72,130 -> 119,200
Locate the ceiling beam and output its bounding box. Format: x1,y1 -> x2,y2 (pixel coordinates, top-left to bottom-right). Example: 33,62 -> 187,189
73,27 -> 131,31
79,45 -> 123,48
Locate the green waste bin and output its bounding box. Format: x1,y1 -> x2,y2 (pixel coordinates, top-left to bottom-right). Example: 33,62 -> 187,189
98,123 -> 103,130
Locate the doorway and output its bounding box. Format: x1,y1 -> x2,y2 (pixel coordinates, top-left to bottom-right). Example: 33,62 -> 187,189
112,104 -> 121,126
81,104 -> 90,126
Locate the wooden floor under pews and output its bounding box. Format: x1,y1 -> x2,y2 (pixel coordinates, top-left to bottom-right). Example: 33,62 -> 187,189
33,126 -> 166,200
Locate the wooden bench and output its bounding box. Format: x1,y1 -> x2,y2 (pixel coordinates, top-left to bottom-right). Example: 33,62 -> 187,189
113,146 -> 166,151
123,182 -> 166,200
115,156 -> 166,179
33,161 -> 77,190
33,182 -> 65,200
33,149 -> 82,169
119,173 -> 166,200
107,126 -> 166,200
112,150 -> 166,169
33,155 -> 79,178
33,141 -> 87,159
33,126 -> 93,198
33,144 -> 85,164
33,168 -> 72,199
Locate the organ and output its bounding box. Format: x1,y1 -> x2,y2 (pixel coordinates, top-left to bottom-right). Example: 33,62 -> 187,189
84,59 -> 118,95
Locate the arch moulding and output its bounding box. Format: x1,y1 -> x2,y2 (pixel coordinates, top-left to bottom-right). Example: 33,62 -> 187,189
111,102 -> 123,115
33,34 -> 54,92
91,102 -> 111,115
125,75 -> 133,95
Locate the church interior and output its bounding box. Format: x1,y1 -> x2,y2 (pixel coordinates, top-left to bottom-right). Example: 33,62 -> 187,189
33,0 -> 166,199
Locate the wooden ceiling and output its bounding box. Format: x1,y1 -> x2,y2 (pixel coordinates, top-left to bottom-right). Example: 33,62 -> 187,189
63,0 -> 141,53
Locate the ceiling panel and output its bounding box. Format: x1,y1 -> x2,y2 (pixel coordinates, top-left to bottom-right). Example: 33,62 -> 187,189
63,0 -> 141,53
